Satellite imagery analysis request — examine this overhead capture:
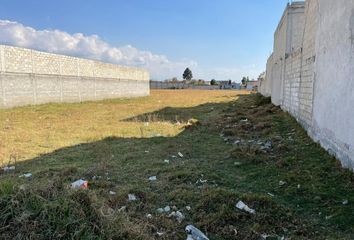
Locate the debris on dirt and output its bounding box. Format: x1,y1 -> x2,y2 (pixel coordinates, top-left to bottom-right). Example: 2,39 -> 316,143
240,118 -> 248,123
234,161 -> 242,166
171,155 -> 177,158
236,201 -> 256,214
118,206 -> 126,212
169,210 -> 185,223
157,206 -> 171,213
3,166 -> 15,172
267,192 -> 275,197
149,176 -> 157,181
156,231 -> 164,237
233,140 -> 241,145
109,191 -> 116,195
343,200 -> 349,205
178,152 -> 184,158
186,206 -> 191,211
71,179 -> 88,189
128,194 -> 137,201
145,150 -> 149,153
260,140 -> 272,151
185,225 -> 209,240
146,214 -> 153,219
19,173 -> 32,178
279,180 -> 286,186
164,159 -> 170,164
261,234 -> 285,240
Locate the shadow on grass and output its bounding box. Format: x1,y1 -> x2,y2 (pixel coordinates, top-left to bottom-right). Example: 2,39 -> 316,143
1,94 -> 354,240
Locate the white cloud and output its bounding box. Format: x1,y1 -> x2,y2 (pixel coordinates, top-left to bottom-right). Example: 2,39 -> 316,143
0,20 -> 262,81
0,20 -> 197,80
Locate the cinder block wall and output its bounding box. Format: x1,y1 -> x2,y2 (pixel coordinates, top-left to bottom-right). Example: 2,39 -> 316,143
263,0 -> 354,170
0,45 -> 150,108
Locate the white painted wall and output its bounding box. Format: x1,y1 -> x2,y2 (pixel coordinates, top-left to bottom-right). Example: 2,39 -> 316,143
311,0 -> 354,169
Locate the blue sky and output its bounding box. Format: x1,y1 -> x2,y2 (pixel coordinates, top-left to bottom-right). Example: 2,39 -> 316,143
0,0 -> 289,81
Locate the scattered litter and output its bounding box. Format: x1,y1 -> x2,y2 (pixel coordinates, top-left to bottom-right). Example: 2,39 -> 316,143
118,206 -> 126,212
128,194 -> 137,201
236,201 -> 256,214
171,155 -> 177,158
168,210 -> 185,223
146,214 -> 153,219
19,173 -> 32,178
196,179 -> 208,184
156,232 -> 164,237
261,234 -> 285,240
178,152 -> 184,158
71,179 -> 88,189
233,140 -> 241,145
186,206 -> 191,211
145,150 -> 149,153
267,192 -> 275,197
157,208 -> 165,213
175,211 -> 185,223
149,176 -> 157,181
297,184 -> 301,189
164,206 -> 171,212
240,119 -> 248,123
279,180 -> 286,186
109,191 -> 116,195
325,215 -> 334,220
343,200 -> 349,205
185,225 -> 209,240
164,159 -> 170,164
3,166 -> 15,172
234,162 -> 242,166
260,140 -> 272,151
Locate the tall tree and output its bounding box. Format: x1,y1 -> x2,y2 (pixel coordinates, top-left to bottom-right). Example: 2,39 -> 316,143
210,79 -> 217,85
183,68 -> 193,81
241,77 -> 247,85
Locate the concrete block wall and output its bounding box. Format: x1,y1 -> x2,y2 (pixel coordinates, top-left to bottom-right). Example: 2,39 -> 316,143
0,45 -> 150,108
263,0 -> 354,170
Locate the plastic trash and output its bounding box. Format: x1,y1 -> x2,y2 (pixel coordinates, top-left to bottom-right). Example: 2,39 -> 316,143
178,152 -> 184,158
267,192 -> 275,197
234,162 -> 242,166
118,206 -> 126,212
185,225 -> 209,240
149,176 -> 157,181
164,206 -> 171,212
279,180 -> 286,186
71,179 -> 88,189
146,214 -> 153,219
128,194 -> 137,201
164,159 -> 170,164
343,200 -> 349,205
176,211 -> 185,223
236,201 -> 256,214
3,166 -> 15,172
19,173 -> 32,178
186,206 -> 191,211
157,232 -> 164,237
109,191 -> 116,195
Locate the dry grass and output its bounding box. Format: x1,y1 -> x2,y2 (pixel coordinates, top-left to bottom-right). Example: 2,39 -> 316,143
0,90 -> 248,165
0,90 -> 354,239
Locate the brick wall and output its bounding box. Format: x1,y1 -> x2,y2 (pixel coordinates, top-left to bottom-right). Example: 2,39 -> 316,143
0,45 -> 150,108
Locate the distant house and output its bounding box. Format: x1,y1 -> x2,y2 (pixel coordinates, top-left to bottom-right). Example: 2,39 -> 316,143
246,80 -> 259,91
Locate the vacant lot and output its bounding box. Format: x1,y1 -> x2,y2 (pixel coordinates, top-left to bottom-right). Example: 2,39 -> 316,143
0,90 -> 354,239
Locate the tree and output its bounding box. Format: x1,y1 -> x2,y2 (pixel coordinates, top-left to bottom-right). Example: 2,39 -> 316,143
241,77 -> 247,85
183,68 -> 193,81
210,79 -> 217,85
228,79 -> 232,85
